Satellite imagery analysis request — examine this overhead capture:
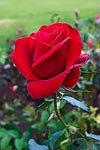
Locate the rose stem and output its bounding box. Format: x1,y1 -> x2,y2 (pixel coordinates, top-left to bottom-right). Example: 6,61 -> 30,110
53,93 -> 85,138
53,93 -> 70,133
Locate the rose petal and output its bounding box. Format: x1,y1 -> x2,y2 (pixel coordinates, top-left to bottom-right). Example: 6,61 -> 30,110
27,71 -> 67,98
39,25 -> 47,31
12,36 -> 39,80
32,38 -> 69,67
63,66 -> 80,88
42,23 -> 82,68
74,54 -> 90,65
33,30 -> 67,62
42,23 -> 70,35
33,42 -> 53,62
34,31 -> 56,44
51,30 -> 64,46
31,38 -> 69,79
63,54 -> 89,87
33,30 -> 59,61
66,26 -> 82,68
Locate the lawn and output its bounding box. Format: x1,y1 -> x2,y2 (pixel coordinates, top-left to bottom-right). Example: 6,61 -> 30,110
0,0 -> 99,48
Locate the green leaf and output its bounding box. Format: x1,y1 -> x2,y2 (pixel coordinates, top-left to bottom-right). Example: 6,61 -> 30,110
14,138 -> 24,150
29,139 -> 48,150
23,142 -> 29,150
0,128 -> 7,137
23,127 -> 33,139
0,135 -> 11,149
75,138 -> 87,150
85,132 -> 100,141
23,131 -> 31,140
36,100 -> 53,111
32,122 -> 45,132
47,120 -> 63,129
59,100 -> 66,109
49,130 -> 64,150
63,96 -> 89,112
49,102 -> 55,113
41,110 -> 49,122
93,144 -> 100,150
8,130 -> 21,138
5,124 -> 21,135
67,144 -> 76,150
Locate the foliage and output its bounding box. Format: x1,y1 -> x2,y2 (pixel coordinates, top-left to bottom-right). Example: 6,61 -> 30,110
0,124 -> 32,150
1,92 -> 100,149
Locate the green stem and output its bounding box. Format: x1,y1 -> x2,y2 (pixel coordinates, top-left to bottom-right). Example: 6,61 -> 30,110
54,93 -> 70,132
53,93 -> 85,138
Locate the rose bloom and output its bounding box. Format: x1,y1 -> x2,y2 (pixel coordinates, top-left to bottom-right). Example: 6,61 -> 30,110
12,23 -> 89,98
85,40 -> 93,48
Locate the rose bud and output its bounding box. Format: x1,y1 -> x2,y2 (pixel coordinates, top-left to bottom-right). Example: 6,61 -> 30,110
74,9 -> 80,17
12,23 -> 89,98
95,14 -> 100,24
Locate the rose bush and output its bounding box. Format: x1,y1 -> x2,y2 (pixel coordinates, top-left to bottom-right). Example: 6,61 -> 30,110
12,23 -> 89,98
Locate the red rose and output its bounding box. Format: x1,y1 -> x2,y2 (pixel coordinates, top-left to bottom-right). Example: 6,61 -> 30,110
12,23 -> 89,98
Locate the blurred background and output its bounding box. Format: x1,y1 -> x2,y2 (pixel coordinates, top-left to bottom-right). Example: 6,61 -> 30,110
0,0 -> 99,48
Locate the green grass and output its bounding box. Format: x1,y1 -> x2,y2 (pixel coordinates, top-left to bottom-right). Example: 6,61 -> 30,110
0,0 -> 99,48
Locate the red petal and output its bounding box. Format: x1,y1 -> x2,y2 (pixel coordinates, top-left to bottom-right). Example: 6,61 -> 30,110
74,54 -> 90,65
51,30 -> 63,46
32,38 -> 69,67
31,38 -> 69,79
43,23 -> 70,35
66,27 -> 82,68
27,71 -> 67,98
12,36 -> 39,80
42,23 -> 82,68
33,31 -> 59,62
63,66 -> 80,88
63,54 -> 89,88
33,42 -> 53,62
34,31 -> 56,44
39,25 -> 47,31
